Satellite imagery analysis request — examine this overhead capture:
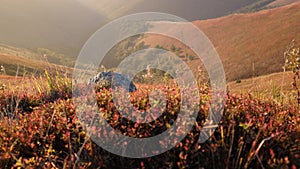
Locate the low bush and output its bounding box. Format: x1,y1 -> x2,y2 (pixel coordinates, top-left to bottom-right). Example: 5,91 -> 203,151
0,81 -> 299,168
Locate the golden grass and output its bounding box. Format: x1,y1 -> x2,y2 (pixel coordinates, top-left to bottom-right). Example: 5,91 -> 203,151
0,53 -> 73,77
141,2 -> 300,81
227,71 -> 298,105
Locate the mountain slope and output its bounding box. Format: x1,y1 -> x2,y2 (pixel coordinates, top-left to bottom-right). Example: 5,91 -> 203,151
227,71 -> 294,94
0,44 -> 75,67
141,2 -> 300,81
233,0 -> 276,13
0,0 -> 277,58
267,0 -> 300,7
127,0 -> 262,20
0,0 -> 107,57
227,71 -> 298,105
0,54 -> 71,76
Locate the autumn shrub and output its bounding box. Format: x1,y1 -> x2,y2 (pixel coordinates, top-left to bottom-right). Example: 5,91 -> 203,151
0,78 -> 299,168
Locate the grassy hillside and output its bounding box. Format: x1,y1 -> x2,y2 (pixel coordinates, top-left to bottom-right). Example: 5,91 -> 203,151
227,71 -> 300,105
0,54 -> 72,77
0,44 -> 40,60
228,71 -> 293,93
141,2 -> 300,81
0,44 -> 75,68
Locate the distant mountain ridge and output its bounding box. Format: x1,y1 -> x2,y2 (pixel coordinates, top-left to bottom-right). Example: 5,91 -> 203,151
0,0 -> 283,58
232,0 -> 300,13
0,0 -> 107,57
267,0 -> 300,7
1,1 -> 299,82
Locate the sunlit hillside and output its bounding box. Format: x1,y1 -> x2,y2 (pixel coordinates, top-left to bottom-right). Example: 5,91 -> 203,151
141,2 -> 300,81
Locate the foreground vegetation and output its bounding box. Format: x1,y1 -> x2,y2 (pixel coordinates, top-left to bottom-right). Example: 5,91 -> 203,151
0,42 -> 298,168
0,69 -> 298,169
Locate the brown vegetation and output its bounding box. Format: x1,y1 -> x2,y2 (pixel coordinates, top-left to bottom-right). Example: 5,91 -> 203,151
141,2 -> 300,81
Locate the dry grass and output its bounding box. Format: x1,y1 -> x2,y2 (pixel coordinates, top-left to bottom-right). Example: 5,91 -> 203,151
227,71 -> 298,105
0,54 -> 73,76
0,44 -> 39,59
141,2 -> 300,81
228,71 -> 293,93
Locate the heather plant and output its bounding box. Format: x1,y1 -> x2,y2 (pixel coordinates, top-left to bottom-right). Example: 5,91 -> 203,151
0,78 -> 299,168
0,66 -> 34,119
0,50 -> 299,168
